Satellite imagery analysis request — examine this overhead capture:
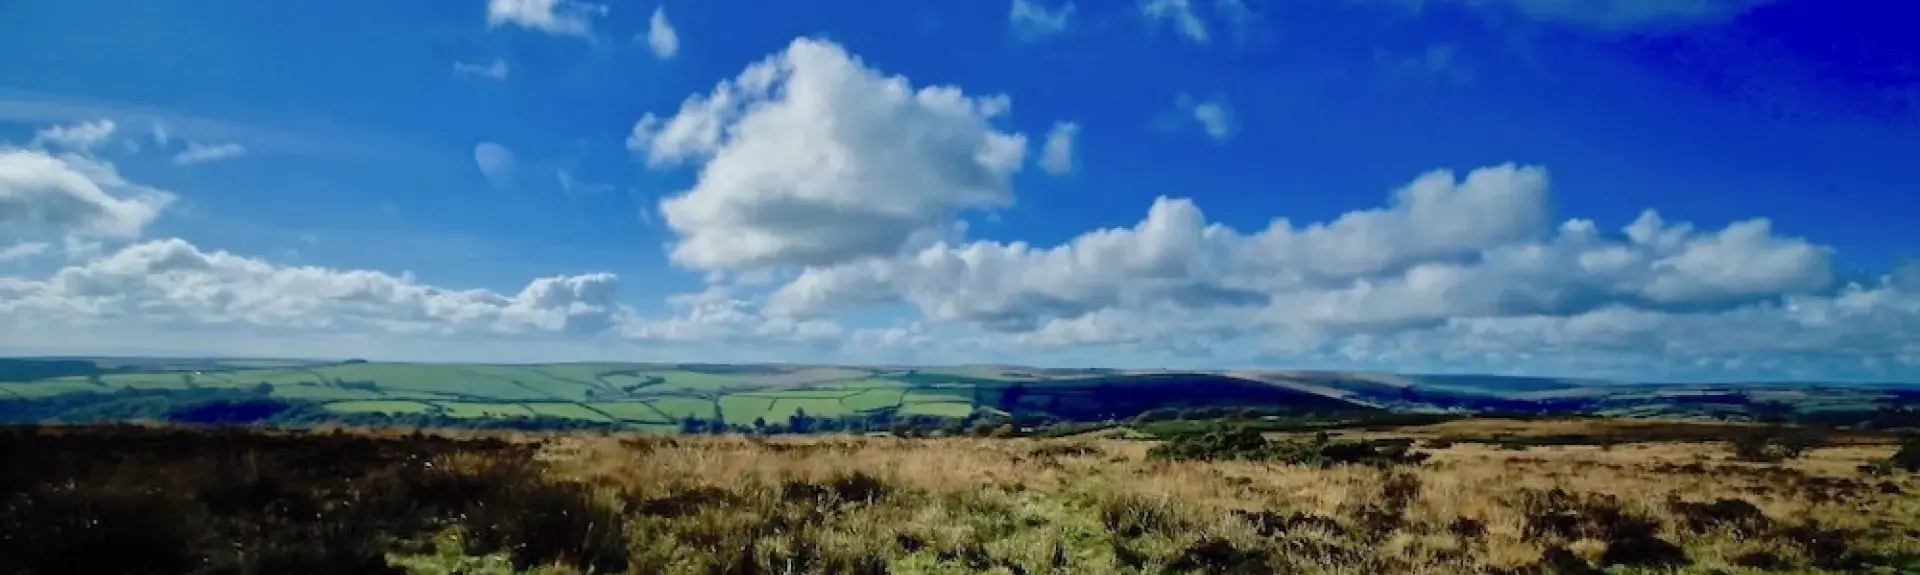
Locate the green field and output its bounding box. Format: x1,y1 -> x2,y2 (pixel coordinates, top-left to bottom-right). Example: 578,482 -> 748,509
5,358 -> 1913,433
0,359 -> 1374,429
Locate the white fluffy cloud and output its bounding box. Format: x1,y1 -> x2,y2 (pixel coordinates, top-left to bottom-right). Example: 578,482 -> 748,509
1039,122 -> 1078,175
622,286 -> 842,344
31,120 -> 118,152
0,127 -> 834,356
0,149 -> 172,239
759,162 -> 1909,375
485,0 -> 599,36
646,6 -> 680,59
171,142 -> 247,165
0,238 -> 628,336
1010,0 -> 1074,39
1142,0 -> 1208,43
629,37 -> 1030,270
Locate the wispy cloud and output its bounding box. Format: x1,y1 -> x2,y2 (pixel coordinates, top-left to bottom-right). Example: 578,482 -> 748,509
557,169 -> 615,195
475,142 -> 516,189
30,119 -> 116,151
172,142 -> 247,165
1377,43 -> 1475,86
0,242 -> 50,262
646,7 -> 680,59
1142,0 -> 1208,43
453,58 -> 510,80
1174,94 -> 1234,140
0,88 -> 449,166
1010,0 -> 1074,39
1040,121 -> 1078,175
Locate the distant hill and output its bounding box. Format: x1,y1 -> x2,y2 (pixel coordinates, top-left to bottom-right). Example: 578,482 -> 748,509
1,357 -> 1915,432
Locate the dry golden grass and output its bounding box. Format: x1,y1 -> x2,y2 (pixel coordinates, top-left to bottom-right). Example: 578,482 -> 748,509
508,426 -> 1920,574
7,422 -> 1914,574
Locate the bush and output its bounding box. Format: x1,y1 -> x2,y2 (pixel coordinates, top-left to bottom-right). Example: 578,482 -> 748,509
1146,426 -> 1428,466
1889,433 -> 1920,472
1728,425 -> 1826,463
1517,488 -> 1688,568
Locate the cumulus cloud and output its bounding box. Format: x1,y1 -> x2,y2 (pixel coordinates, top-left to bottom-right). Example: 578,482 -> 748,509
1039,122 -> 1078,175
0,149 -> 172,239
486,0 -> 599,36
454,58 -> 510,80
0,238 -> 629,336
473,142 -> 516,188
1142,0 -> 1208,43
171,142 -> 247,165
622,286 -> 842,344
759,162 -> 1905,375
628,37 -> 1030,270
1010,0 -> 1074,39
31,119 -> 117,152
645,6 -> 679,59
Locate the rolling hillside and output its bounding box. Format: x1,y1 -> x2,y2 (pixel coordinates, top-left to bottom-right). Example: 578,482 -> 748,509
2,357 -> 1915,431
0,358 -> 1376,430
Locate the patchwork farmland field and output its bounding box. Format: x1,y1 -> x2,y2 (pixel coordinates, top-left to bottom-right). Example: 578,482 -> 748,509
5,359 -> 1373,431
4,358 -> 1917,433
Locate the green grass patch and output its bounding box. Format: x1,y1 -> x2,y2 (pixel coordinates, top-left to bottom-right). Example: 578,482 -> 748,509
718,395 -> 778,423
522,403 -> 613,422
645,371 -> 745,391
898,402 -> 976,418
593,402 -> 673,424
819,378 -> 914,390
0,379 -> 106,398
766,397 -> 852,419
323,400 -> 436,415
902,391 -> 975,406
840,388 -> 907,412
434,402 -> 535,418
646,396 -> 718,420
268,385 -> 387,401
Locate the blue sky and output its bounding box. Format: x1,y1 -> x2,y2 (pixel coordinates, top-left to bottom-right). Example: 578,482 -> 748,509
1,0 -> 1916,382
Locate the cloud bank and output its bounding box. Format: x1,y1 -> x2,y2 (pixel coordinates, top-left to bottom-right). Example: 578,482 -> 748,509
2,35 -> 1913,381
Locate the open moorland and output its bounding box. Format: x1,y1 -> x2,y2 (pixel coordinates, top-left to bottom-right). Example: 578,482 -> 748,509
3,420 -> 1917,574
7,358 -> 1920,573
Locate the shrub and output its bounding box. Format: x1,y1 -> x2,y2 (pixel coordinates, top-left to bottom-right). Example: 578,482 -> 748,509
1146,426 -> 1428,466
1889,433 -> 1920,472
1518,488 -> 1688,568
1667,498 -> 1772,537
1728,425 -> 1826,463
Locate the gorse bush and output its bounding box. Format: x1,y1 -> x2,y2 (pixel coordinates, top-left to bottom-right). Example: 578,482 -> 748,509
1890,433 -> 1920,472
1145,426 -> 1429,466
1727,424 -> 1827,463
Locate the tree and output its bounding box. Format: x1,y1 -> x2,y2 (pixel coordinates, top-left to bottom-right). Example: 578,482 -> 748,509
752,417 -> 768,433
788,408 -> 811,434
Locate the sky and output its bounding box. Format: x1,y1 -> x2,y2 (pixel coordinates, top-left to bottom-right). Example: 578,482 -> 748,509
1,0 -> 1917,382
